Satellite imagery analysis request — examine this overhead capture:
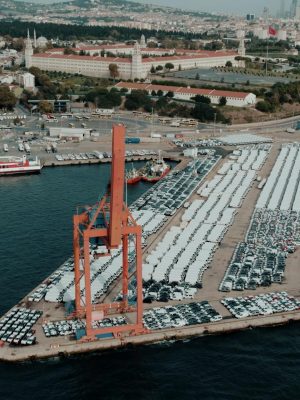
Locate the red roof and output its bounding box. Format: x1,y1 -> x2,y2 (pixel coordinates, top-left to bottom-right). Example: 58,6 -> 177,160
32,53 -> 132,63
114,82 -> 250,100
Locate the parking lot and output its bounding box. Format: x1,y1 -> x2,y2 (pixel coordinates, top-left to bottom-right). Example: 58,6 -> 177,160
143,301 -> 222,330
221,291 -> 300,319
55,149 -> 157,162
0,308 -> 42,346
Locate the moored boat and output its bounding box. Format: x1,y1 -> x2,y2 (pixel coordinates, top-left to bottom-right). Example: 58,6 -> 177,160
141,155 -> 170,183
126,164 -> 142,184
0,155 -> 42,176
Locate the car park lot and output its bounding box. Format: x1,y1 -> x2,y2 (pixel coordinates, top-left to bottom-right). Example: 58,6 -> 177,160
143,282 -> 197,303
43,319 -> 85,337
0,308 -> 42,345
55,149 -> 157,162
219,241 -> 288,292
42,317 -> 126,338
143,146 -> 270,288
221,292 -> 300,319
143,301 -> 222,330
219,144 -> 300,293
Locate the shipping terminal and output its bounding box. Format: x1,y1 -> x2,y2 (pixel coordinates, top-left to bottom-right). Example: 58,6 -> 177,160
1,125 -> 300,362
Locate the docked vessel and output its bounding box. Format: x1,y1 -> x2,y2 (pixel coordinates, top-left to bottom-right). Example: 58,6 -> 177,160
126,164 -> 142,184
141,156 -> 170,183
0,155 -> 42,176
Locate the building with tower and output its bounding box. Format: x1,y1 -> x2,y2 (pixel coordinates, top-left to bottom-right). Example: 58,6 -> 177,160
24,30 -> 33,68
25,33 -> 240,80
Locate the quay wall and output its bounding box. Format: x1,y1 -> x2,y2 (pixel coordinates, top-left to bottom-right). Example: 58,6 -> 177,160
1,311 -> 300,363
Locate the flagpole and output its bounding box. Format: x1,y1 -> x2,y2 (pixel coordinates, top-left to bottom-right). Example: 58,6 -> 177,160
266,35 -> 269,76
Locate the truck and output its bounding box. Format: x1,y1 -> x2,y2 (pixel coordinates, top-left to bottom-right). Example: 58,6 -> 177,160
24,143 -> 31,154
18,142 -> 24,152
46,144 -> 51,154
125,137 -> 140,144
286,127 -> 296,134
3,143 -> 8,152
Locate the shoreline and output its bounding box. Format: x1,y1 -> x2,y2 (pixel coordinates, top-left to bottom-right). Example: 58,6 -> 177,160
1,310 -> 299,363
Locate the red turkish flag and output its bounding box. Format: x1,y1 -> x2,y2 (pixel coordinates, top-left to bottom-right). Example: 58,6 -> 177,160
269,26 -> 277,36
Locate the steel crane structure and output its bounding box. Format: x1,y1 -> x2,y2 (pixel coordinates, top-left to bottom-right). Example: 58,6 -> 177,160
73,124 -> 144,339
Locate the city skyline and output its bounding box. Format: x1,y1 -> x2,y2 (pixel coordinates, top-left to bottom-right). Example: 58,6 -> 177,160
134,0 -> 283,15
20,0 -> 295,16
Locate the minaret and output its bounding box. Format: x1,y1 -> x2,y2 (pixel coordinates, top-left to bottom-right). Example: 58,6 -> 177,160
131,41 -> 142,79
34,29 -> 37,48
238,37 -> 245,57
25,29 -> 33,68
140,34 -> 146,48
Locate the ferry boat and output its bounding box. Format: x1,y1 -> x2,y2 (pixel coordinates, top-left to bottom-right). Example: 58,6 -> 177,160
0,155 -> 42,176
126,164 -> 142,184
141,155 -> 170,183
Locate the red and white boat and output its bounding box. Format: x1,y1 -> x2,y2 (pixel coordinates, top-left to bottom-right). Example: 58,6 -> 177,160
0,155 -> 42,176
126,164 -> 142,184
141,155 -> 170,183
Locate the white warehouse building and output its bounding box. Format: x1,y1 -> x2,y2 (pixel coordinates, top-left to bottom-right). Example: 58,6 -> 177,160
114,82 -> 257,107
48,127 -> 91,141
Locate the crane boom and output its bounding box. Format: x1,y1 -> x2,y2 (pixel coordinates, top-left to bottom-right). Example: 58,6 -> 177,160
109,124 -> 125,248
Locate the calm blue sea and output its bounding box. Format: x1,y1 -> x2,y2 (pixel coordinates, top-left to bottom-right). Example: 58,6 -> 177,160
0,164 -> 300,400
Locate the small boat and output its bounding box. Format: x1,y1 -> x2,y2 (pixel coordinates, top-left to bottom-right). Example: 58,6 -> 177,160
141,153 -> 170,183
126,164 -> 142,184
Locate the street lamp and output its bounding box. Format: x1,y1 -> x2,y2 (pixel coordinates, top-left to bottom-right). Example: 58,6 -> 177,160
213,112 -> 217,137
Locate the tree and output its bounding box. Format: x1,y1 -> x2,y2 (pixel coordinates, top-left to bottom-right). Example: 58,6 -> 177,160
108,63 -> 119,81
151,90 -> 157,96
156,65 -> 163,72
124,90 -> 152,111
225,61 -> 233,67
219,96 -> 227,106
165,62 -> 174,71
166,91 -> 174,98
157,89 -> 164,97
256,100 -> 273,113
11,38 -> 24,51
39,100 -> 53,113
0,86 -> 17,110
150,65 -> 156,74
63,48 -> 76,55
194,95 -> 211,104
191,102 -> 215,122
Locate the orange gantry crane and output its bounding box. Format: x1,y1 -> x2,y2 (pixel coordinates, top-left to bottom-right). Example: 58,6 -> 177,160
73,124 -> 144,339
